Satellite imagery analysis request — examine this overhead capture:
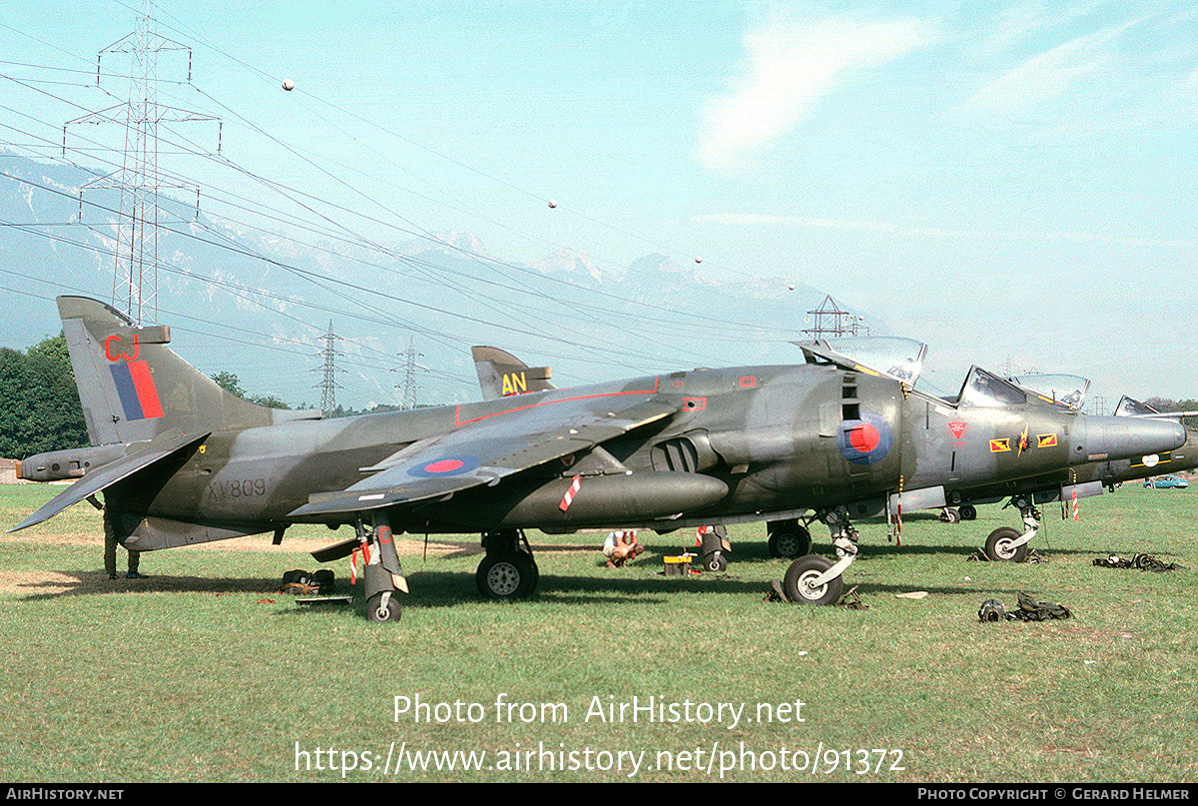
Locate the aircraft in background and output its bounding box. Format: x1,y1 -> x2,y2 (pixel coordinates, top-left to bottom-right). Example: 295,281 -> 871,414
873,380 -> 1197,563
471,345 -> 555,400
13,297 -> 1186,619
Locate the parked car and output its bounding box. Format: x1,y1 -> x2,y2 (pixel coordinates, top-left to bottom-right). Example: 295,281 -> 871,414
1144,475 -> 1189,489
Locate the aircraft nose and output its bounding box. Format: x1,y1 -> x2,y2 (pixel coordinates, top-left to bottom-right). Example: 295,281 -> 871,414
1076,416 -> 1186,463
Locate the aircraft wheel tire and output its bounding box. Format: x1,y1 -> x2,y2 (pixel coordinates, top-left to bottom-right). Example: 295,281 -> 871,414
940,508 -> 961,524
527,556 -> 540,594
704,551 -> 728,573
782,555 -> 843,606
476,552 -> 536,600
366,592 -> 402,623
959,504 -> 977,521
768,526 -> 812,559
985,527 -> 1028,563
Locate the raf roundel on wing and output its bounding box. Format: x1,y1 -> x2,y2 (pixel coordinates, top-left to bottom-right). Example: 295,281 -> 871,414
409,455 -> 482,478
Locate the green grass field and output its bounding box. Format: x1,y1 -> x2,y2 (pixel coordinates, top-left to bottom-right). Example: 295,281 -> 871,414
1,482 -> 1195,782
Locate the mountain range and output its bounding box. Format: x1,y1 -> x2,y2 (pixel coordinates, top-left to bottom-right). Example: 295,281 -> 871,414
0,154 -> 875,410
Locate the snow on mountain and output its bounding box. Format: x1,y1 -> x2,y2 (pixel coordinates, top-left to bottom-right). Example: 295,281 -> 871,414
0,154 -> 876,407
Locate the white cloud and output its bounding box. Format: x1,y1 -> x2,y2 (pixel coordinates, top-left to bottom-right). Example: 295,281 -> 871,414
975,0 -> 1111,57
958,19 -> 1139,118
694,10 -> 933,173
690,212 -> 1196,248
1142,62 -> 1198,125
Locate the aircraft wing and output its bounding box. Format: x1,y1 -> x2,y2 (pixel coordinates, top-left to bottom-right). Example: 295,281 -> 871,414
10,431 -> 211,532
288,393 -> 678,520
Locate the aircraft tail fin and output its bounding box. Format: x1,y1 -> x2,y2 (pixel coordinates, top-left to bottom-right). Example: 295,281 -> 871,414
58,295 -> 288,445
471,345 -> 554,400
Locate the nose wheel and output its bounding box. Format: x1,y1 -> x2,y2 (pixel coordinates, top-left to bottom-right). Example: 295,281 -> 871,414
779,508 -> 858,606
983,497 -> 1040,562
782,555 -> 844,605
984,526 -> 1028,563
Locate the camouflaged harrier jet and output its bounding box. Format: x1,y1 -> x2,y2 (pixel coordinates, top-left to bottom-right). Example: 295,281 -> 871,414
469,344 -> 1197,568
12,297 -> 1187,619
927,389 -> 1198,562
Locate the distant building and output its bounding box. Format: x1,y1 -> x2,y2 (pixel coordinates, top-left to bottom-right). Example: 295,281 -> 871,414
0,458 -> 21,484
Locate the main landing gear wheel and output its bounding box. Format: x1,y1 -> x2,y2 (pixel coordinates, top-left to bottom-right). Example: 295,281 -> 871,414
959,504 -> 977,521
768,524 -> 812,558
984,526 -> 1028,563
476,552 -> 537,600
366,591 -> 402,623
940,507 -> 961,524
782,555 -> 844,606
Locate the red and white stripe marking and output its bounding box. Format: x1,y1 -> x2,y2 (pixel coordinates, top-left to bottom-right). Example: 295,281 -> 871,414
559,475 -> 582,511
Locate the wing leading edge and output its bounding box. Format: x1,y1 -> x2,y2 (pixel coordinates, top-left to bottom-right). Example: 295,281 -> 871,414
287,393 -> 679,521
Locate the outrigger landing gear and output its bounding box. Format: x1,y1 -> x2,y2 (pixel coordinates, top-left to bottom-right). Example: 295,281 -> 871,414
698,525 -> 731,572
984,496 -> 1040,562
781,508 -> 858,605
359,512 -> 408,623
476,529 -> 539,600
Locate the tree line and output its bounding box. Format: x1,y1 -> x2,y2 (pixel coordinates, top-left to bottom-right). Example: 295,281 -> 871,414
0,334 -> 89,459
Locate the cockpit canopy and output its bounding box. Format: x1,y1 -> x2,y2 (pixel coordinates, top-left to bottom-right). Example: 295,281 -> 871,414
1115,396 -> 1159,417
1009,374 -> 1090,411
793,337 -> 1092,413
795,337 -> 928,386
1114,396 -> 1196,422
957,367 -> 1027,408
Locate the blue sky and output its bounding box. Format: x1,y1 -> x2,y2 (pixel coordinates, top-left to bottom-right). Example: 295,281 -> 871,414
2,0 -> 1196,404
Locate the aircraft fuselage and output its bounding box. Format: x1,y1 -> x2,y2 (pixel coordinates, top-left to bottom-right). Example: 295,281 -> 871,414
98,361 -> 1179,551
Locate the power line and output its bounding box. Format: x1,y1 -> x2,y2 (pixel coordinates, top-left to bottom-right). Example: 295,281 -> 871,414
63,0 -> 219,325
0,7 -> 855,406
3,50 -> 796,355
314,320 -> 343,413
801,295 -> 870,339
397,337 -> 424,410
